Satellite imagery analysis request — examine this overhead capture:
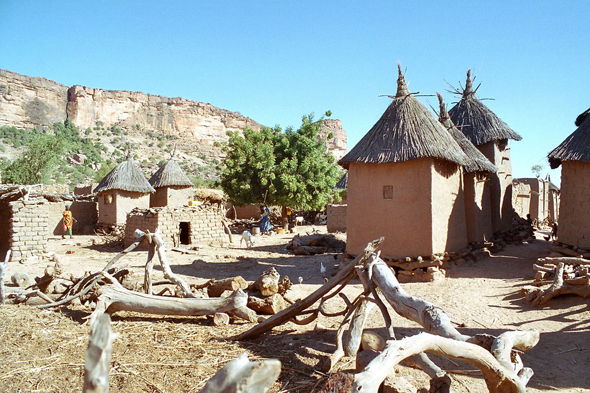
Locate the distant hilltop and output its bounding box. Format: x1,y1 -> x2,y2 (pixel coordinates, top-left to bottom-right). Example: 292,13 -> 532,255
0,69 -> 347,160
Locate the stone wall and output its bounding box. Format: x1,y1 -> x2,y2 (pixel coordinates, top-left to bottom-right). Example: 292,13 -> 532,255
327,204 -> 347,233
9,200 -> 50,262
124,205 -> 226,249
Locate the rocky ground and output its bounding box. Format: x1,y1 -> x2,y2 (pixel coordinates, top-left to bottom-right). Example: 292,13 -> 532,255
1,226 -> 589,392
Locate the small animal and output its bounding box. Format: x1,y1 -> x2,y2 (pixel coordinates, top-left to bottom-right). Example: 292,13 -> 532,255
295,216 -> 305,225
240,231 -> 255,248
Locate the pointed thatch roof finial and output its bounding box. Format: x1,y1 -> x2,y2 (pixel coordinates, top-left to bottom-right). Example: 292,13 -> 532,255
448,69 -> 522,146
437,92 -> 497,174
396,63 -> 410,98
463,69 -> 474,97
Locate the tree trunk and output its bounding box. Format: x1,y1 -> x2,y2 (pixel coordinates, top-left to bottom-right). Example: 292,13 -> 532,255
84,313 -> 115,393
89,282 -> 248,327
198,353 -> 281,393
353,332 -> 534,393
281,206 -> 288,230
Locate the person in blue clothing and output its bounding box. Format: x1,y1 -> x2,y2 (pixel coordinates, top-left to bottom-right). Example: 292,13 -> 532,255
259,205 -> 271,233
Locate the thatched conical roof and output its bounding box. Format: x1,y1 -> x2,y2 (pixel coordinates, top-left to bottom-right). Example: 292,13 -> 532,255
548,108 -> 590,169
338,65 -> 468,170
149,159 -> 193,188
93,158 -> 155,194
335,172 -> 348,190
437,92 -> 497,174
448,70 -> 521,147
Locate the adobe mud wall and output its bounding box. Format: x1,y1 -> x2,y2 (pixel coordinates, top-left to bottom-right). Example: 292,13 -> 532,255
327,204 -> 347,233
557,161 -> 590,247
124,205 -> 226,249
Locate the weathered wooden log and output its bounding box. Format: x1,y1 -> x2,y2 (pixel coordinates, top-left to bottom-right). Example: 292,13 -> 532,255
386,259 -> 443,271
84,313 -> 116,393
198,353 -> 281,393
236,238 -> 383,340
522,262 -> 590,305
537,256 -> 590,266
253,268 -> 280,297
549,245 -> 583,258
221,220 -> 233,243
11,272 -> 33,288
38,233 -> 147,309
89,278 -> 248,327
367,254 -> 470,341
0,250 -> 8,304
208,276 -> 249,297
247,294 -> 287,315
144,241 -> 156,295
291,245 -> 328,255
213,312 -> 230,326
353,332 -> 535,393
153,231 -> 199,298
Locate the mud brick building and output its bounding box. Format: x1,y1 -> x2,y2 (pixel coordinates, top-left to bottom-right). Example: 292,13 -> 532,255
124,204 -> 226,249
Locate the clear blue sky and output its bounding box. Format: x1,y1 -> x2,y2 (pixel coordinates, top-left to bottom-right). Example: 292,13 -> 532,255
1,1 -> 588,184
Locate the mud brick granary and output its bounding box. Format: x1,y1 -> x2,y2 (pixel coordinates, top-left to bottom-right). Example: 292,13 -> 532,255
149,159 -> 194,207
339,65 -> 469,258
449,70 -> 521,233
548,108 -> 590,247
94,158 -> 155,226
437,93 -> 497,243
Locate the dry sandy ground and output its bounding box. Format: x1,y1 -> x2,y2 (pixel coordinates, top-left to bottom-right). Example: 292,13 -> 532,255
1,226 -> 589,392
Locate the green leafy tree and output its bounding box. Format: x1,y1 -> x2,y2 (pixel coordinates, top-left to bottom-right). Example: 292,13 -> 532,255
3,135 -> 65,184
531,164 -> 543,178
221,114 -> 342,224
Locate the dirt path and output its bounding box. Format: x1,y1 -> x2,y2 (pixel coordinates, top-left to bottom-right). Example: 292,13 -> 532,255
1,227 -> 589,392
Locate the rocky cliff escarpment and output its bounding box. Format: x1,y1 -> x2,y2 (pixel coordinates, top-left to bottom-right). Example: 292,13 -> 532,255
0,69 -> 68,129
66,85 -> 262,146
320,119 -> 347,161
0,69 -> 347,159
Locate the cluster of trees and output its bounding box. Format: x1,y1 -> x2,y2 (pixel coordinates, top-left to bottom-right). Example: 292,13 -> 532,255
220,113 -> 343,219
0,121 -> 110,185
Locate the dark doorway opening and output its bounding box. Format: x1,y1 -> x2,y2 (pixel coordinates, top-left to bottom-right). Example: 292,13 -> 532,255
179,222 -> 190,245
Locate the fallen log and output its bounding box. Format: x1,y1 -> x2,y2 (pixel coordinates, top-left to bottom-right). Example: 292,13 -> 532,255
253,267 -> 280,297
208,276 -> 249,298
236,237 -> 383,340
367,253 -> 470,341
549,245 -> 583,258
89,276 -> 248,327
537,257 -> 590,266
198,353 -> 281,393
153,231 -> 199,298
84,313 -> 116,393
521,262 -> 590,305
353,332 -> 537,393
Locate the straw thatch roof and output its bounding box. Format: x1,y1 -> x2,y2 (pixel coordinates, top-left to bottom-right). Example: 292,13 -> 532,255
338,65 -> 468,170
93,158 -> 155,194
149,159 -> 194,188
548,108 -> 590,169
448,70 -> 521,147
437,93 -> 497,174
335,172 -> 348,190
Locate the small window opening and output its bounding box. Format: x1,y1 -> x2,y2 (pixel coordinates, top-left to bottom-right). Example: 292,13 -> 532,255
383,185 -> 394,200
179,222 -> 190,245
104,194 -> 113,204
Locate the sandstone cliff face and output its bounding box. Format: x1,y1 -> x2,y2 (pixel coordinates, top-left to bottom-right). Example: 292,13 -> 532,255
319,119 -> 347,161
66,85 -> 262,146
0,69 -> 68,129
0,69 -> 347,159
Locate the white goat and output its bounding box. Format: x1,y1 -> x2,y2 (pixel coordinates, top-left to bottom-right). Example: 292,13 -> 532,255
240,230 -> 255,248
295,216 -> 305,225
